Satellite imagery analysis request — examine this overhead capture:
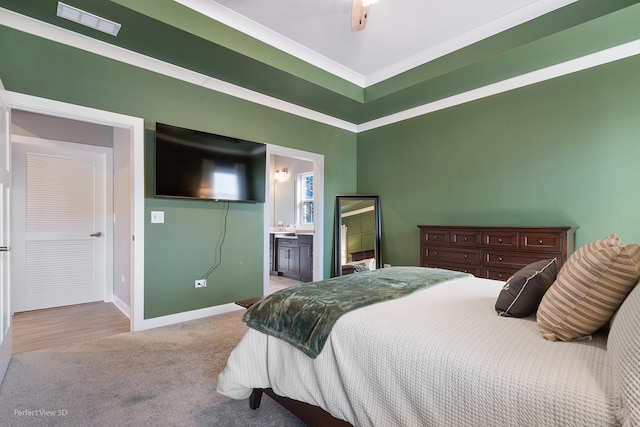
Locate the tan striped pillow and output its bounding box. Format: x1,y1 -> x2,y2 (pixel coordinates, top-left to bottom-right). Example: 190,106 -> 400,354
537,234 -> 640,341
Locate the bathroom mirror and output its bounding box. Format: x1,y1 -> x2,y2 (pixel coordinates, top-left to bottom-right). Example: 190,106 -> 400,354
334,195 -> 381,276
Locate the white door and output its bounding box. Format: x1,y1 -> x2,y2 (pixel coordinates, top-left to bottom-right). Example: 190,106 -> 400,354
0,80 -> 12,383
12,137 -> 111,312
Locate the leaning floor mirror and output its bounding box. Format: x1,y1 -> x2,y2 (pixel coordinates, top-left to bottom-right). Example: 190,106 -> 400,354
334,195 -> 381,276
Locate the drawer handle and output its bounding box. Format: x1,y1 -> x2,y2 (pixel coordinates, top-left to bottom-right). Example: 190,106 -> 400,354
538,239 -> 543,244
497,273 -> 503,279
464,254 -> 468,258
463,237 -> 468,241
498,256 -> 503,262
498,238 -> 503,243
434,236 -> 438,240
433,251 -> 439,256
463,270 -> 469,273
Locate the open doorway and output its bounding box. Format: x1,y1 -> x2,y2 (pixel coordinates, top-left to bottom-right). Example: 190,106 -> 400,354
269,155 -> 313,293
264,146 -> 324,296
7,91 -> 146,333
9,112 -> 130,351
11,112 -> 122,314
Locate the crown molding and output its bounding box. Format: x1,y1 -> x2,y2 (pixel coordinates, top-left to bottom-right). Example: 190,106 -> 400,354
0,8 -> 358,132
358,38 -> 640,132
175,0 -> 367,87
364,0 -> 578,86
176,0 -> 577,88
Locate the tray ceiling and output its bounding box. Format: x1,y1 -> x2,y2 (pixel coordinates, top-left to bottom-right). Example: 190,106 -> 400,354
1,0 -> 639,129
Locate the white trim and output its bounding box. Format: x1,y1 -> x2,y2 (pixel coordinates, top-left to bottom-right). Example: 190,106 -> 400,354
111,294 -> 131,319
358,38 -> 640,132
137,303 -> 242,330
0,8 -> 357,133
6,91 -> 147,331
264,145 -> 324,296
296,171 -> 314,228
1,8 -> 639,134
175,0 -> 366,87
365,0 -> 578,86
0,78 -> 12,385
176,0 -> 577,88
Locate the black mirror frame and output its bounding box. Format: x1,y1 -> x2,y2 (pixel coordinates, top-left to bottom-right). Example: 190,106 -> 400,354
334,195 -> 381,277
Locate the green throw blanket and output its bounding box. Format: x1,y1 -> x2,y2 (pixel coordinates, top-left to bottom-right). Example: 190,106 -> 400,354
243,267 -> 469,358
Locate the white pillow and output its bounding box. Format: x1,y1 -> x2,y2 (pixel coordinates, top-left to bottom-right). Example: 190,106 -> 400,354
608,279 -> 640,426
345,257 -> 376,271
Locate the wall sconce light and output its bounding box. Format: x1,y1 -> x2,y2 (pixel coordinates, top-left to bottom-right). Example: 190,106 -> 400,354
274,168 -> 289,182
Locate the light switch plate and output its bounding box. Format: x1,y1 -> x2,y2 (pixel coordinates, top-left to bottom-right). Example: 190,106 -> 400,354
151,211 -> 164,223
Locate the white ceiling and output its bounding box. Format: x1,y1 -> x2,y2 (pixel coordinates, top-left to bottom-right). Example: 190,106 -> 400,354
176,0 -> 577,86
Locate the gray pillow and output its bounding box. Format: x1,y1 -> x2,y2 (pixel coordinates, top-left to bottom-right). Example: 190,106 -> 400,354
495,259 -> 558,318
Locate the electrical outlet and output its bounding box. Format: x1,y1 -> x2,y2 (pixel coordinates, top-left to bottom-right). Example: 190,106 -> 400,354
195,279 -> 207,288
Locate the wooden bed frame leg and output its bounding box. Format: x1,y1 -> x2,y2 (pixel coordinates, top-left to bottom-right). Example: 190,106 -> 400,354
249,388 -> 263,410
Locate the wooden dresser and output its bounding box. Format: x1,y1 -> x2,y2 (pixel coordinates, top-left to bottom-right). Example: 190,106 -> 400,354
418,225 -> 576,280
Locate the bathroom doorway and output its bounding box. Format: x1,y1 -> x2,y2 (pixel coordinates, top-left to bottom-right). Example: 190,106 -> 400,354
264,146 -> 324,296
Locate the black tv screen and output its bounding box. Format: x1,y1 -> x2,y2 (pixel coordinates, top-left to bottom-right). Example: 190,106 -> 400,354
155,123 -> 266,203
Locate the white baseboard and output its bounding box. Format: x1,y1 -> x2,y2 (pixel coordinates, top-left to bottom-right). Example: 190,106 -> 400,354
111,295 -> 131,321
134,303 -> 244,331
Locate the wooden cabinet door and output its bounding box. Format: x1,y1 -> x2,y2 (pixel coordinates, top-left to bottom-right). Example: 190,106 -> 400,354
298,242 -> 313,282
278,245 -> 299,277
277,246 -> 290,273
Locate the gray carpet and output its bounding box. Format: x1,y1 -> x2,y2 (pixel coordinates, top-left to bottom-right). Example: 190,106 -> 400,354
0,310 -> 304,426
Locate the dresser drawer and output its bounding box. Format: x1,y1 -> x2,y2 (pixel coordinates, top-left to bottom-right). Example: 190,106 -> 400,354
450,230 -> 482,247
484,250 -> 549,269
424,247 -> 481,265
422,230 -> 449,246
484,267 -> 519,281
520,231 -> 563,252
424,262 -> 482,276
482,231 -> 518,248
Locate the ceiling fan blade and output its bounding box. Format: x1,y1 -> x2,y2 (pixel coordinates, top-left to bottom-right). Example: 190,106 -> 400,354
351,0 -> 370,32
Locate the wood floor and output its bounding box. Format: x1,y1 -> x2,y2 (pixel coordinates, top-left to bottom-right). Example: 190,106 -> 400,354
12,302 -> 130,354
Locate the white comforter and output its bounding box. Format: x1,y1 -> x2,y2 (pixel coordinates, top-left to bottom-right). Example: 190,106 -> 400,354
217,276 -> 619,426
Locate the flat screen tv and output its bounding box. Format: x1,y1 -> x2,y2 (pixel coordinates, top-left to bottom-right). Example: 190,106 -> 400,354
155,123 -> 266,203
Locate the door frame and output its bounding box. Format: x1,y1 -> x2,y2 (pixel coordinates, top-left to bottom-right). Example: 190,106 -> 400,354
264,145 -> 324,295
11,136 -> 113,312
6,91 -> 147,331
0,79 -> 12,384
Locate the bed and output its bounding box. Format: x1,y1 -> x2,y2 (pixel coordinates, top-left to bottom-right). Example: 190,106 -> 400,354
217,236 -> 640,427
341,249 -> 376,275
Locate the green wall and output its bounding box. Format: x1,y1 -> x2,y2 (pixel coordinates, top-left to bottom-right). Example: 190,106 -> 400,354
0,26 -> 357,318
358,54 -> 640,267
3,23 -> 639,318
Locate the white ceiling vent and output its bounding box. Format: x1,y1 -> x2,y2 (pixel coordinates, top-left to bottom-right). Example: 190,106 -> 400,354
56,2 -> 121,36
